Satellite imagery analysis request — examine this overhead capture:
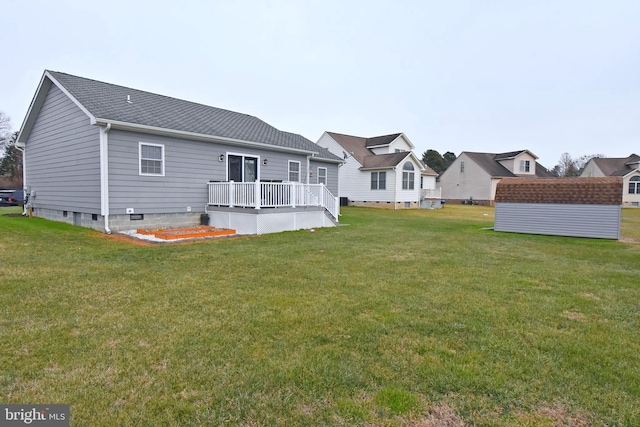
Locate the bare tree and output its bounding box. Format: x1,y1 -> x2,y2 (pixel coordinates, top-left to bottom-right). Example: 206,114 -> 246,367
0,111 -> 11,151
552,153 -> 580,177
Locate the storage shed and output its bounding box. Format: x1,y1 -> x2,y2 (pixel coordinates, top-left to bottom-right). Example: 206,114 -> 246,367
494,177 -> 623,239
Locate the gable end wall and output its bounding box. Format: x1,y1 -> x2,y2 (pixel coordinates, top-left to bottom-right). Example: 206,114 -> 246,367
25,84 -> 101,213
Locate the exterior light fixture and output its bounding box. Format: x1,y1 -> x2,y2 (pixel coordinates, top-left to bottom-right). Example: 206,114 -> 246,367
263,159 -> 268,166
219,154 -> 224,162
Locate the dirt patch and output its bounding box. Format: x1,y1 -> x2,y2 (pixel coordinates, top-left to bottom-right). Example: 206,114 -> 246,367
2,213 -> 24,217
91,232 -> 157,246
619,236 -> 640,243
514,404 -> 591,427
402,403 -> 466,427
563,311 -> 586,321
91,230 -> 247,246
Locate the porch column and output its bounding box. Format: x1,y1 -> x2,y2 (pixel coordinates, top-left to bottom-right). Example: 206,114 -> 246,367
290,182 -> 296,208
229,180 -> 235,208
254,180 -> 261,210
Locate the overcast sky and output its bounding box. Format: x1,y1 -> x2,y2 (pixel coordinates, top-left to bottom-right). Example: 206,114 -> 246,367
1,0 -> 638,168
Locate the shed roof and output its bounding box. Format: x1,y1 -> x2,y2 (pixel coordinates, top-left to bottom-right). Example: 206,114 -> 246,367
495,177 -> 623,205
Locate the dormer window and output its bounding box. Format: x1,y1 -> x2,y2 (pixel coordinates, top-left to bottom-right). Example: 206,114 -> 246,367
520,160 -> 531,173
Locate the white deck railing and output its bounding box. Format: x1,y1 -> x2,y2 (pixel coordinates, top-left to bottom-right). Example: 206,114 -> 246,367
421,188 -> 442,199
208,181 -> 340,220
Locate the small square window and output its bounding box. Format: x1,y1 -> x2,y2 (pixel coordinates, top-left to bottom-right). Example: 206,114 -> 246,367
139,143 -> 164,176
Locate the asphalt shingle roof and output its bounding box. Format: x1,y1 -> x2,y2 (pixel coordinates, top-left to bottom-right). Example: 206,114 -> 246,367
495,177 -> 623,205
46,71 -> 341,162
362,152 -> 411,169
365,133 -> 403,148
463,151 -> 552,178
591,155 -> 640,176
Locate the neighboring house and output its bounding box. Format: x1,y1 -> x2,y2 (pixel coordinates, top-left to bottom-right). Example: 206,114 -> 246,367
438,150 -> 554,205
495,177 -> 623,239
16,70 -> 343,234
580,154 -> 640,207
316,131 -> 440,209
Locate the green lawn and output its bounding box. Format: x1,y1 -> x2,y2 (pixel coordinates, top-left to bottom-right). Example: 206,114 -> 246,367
1,205 -> 639,426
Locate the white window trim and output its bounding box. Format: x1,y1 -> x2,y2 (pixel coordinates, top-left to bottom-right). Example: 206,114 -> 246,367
371,171 -> 386,190
139,142 -> 165,176
226,152 -> 261,182
317,167 -> 327,185
288,160 -> 301,182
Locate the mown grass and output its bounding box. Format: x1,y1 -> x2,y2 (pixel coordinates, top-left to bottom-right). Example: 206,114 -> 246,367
1,205 -> 639,426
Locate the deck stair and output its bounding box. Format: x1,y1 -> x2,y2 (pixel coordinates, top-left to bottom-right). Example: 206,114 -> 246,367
136,226 -> 236,240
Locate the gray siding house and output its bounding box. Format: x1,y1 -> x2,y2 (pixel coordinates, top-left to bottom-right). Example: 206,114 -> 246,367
17,70 -> 342,234
495,177 -> 623,239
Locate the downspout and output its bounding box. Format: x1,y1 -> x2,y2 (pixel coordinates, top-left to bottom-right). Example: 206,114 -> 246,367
99,123 -> 112,233
306,155 -> 312,184
393,166 -> 398,210
16,145 -> 26,215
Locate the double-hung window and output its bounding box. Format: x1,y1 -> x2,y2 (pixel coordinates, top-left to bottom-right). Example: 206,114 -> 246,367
520,160 -> 531,173
288,161 -> 301,182
371,171 -> 386,190
629,176 -> 640,194
402,162 -> 415,190
139,142 -> 164,176
317,167 -> 327,185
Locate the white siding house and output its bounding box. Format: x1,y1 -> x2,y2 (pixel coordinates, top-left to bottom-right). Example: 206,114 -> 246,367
580,154 -> 640,207
316,131 -> 439,209
438,150 -> 554,205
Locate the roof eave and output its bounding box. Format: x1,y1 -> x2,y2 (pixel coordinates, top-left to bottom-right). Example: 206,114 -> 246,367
359,166 -> 397,171
95,119 -> 320,155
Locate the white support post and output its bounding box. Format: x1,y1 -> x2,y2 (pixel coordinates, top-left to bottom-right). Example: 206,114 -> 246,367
290,182 -> 296,208
319,184 -> 324,207
229,180 -> 235,208
254,180 -> 261,209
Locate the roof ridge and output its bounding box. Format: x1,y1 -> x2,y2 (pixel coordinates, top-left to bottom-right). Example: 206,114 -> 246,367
47,69 -> 267,127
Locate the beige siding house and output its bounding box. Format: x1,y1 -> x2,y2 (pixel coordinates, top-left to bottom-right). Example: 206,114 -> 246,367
438,150 -> 554,205
580,154 -> 640,207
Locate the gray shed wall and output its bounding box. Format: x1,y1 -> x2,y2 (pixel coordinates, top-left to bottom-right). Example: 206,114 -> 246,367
107,129 -> 315,215
495,202 -> 621,239
25,84 -> 101,213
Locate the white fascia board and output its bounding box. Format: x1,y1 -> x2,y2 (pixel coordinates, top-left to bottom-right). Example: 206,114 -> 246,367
45,71 -> 96,122
94,119 -> 318,156
395,133 -> 416,150
311,156 -> 344,164
359,166 -> 396,171
17,71 -> 97,144
16,73 -> 49,143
